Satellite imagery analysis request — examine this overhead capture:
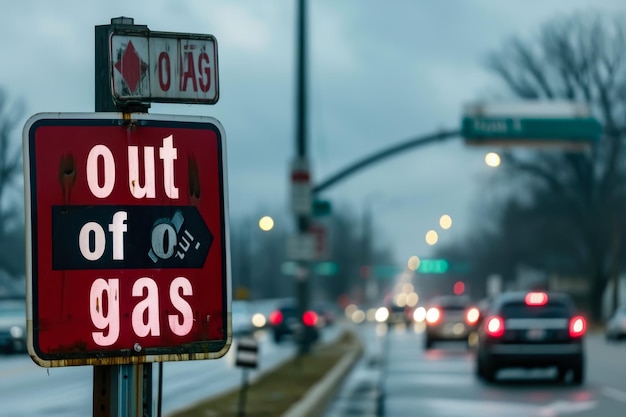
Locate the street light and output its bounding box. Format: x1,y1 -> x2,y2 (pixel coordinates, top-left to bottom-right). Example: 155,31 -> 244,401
439,214 -> 452,230
425,230 -> 439,246
258,215 -> 275,231
485,152 -> 501,167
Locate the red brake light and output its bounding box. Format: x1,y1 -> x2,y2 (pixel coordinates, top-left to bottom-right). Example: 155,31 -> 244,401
426,307 -> 441,324
269,310 -> 283,326
569,316 -> 586,337
525,292 -> 548,306
466,307 -> 480,325
303,310 -> 318,327
486,316 -> 505,337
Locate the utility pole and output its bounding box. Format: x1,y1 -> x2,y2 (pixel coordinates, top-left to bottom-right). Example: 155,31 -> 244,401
292,0 -> 313,353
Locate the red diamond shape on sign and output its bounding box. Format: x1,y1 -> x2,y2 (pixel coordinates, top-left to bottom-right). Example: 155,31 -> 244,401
114,40 -> 147,93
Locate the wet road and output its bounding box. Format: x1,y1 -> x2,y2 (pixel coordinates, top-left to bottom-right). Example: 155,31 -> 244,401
325,322 -> 626,417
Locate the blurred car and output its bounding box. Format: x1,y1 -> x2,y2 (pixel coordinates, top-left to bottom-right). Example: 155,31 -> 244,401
386,303 -> 413,326
0,297 -> 27,354
423,295 -> 480,349
269,301 -> 319,344
606,306 -> 626,341
313,302 -> 336,328
475,291 -> 586,384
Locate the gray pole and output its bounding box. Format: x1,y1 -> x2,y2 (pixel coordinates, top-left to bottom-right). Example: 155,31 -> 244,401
294,0 -> 313,354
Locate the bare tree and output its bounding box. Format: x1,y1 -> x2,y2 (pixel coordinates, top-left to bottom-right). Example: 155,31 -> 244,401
485,12 -> 626,321
0,88 -> 24,277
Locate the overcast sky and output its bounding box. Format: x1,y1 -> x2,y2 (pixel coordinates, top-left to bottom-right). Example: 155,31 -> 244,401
2,0 -> 625,268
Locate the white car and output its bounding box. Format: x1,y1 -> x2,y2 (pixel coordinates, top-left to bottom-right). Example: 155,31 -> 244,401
0,298 -> 27,354
606,307 -> 626,341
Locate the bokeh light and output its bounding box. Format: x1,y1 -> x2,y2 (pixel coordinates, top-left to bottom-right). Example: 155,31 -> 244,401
375,307 -> 390,323
251,313 -> 266,328
439,214 -> 452,230
425,230 -> 439,246
485,152 -> 501,167
352,309 -> 366,324
345,304 -> 358,318
406,292 -> 419,307
258,215 -> 275,231
407,255 -> 421,271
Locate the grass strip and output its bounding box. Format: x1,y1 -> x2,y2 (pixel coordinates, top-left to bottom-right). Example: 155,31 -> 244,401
169,330 -> 361,417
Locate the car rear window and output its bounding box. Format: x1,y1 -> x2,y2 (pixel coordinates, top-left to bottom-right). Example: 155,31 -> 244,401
500,301 -> 570,319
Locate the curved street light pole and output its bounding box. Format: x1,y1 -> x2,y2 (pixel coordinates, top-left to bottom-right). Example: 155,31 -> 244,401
313,129 -> 460,195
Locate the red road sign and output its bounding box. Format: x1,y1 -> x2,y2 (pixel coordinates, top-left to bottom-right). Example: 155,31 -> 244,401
23,113 -> 230,367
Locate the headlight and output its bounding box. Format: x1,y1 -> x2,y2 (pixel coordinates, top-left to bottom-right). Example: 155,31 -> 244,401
251,313 -> 267,328
10,326 -> 24,339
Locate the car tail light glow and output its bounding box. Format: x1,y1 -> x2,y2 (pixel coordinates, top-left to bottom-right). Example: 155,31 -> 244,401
525,292 -> 548,306
486,316 -> 505,337
466,307 -> 480,325
269,310 -> 283,326
303,310 -> 318,327
426,307 -> 441,324
569,316 -> 586,337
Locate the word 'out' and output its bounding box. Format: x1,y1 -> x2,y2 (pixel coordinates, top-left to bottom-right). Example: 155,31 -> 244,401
87,135 -> 179,199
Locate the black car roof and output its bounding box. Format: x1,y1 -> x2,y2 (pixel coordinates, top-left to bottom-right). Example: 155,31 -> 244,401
428,295 -> 472,307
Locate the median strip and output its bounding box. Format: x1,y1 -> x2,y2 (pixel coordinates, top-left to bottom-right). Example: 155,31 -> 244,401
168,328 -> 362,417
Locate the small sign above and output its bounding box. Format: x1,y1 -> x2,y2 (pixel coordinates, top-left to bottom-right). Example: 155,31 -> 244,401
111,32 -> 219,104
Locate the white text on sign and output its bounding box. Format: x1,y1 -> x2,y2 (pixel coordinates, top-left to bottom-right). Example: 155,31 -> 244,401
81,134 -> 197,346
87,135 -> 179,199
90,277 -> 194,346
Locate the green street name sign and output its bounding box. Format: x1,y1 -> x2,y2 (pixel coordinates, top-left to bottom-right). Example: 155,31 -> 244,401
462,116 -> 602,146
312,199 -> 332,217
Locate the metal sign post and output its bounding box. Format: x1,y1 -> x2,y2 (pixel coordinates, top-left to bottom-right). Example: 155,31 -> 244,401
22,17 -> 228,417
235,336 -> 259,417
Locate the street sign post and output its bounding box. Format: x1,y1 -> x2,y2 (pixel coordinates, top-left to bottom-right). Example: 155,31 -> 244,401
95,18 -> 219,112
23,112 -> 230,367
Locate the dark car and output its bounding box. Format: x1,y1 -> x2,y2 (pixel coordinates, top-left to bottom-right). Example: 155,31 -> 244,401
314,302 -> 336,328
424,295 -> 480,349
0,298 -> 27,354
387,303 -> 413,326
475,291 -> 586,384
269,302 -> 319,344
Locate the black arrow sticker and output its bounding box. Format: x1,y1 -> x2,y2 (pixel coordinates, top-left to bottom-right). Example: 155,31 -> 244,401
52,205 -> 213,270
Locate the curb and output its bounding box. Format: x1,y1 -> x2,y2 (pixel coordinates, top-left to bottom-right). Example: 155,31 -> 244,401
281,334 -> 363,417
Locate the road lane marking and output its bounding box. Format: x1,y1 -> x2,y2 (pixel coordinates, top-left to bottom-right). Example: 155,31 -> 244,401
601,386 -> 626,403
